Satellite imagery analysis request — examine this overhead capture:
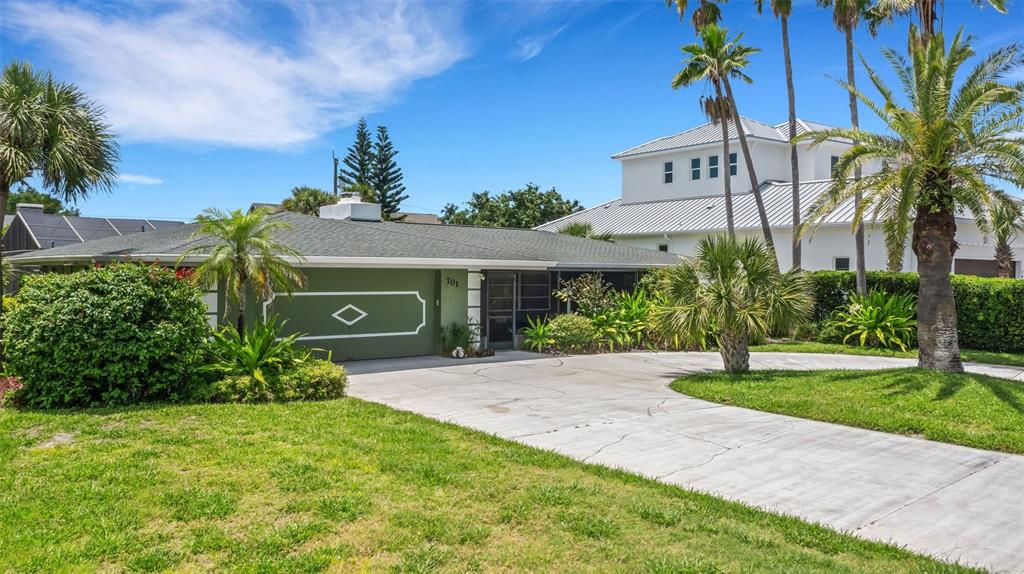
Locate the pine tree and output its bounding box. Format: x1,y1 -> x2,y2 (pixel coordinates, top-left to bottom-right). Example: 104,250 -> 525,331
337,118 -> 374,190
371,125 -> 408,220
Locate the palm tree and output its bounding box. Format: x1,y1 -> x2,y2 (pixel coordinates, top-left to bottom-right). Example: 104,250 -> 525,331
666,0 -> 726,31
797,30 -> 1024,372
674,25 -> 774,254
281,186 -> 335,216
655,235 -> 812,373
179,208 -> 306,338
869,0 -> 1007,44
992,198 -> 1023,278
818,0 -> 871,296
0,61 -> 118,335
756,0 -> 802,269
560,222 -> 613,242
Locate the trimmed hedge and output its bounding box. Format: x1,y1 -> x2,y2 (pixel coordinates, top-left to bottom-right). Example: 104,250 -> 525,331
809,271 -> 1024,353
3,264 -> 210,408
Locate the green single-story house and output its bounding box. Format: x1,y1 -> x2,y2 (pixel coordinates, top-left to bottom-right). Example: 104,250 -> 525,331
8,198 -> 680,361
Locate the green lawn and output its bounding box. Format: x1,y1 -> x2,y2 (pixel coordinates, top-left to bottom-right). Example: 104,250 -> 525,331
0,399 -> 984,573
673,368 -> 1024,454
750,341 -> 1024,367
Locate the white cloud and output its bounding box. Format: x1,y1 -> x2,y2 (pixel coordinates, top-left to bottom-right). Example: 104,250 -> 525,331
513,24 -> 567,62
4,1 -> 466,149
119,174 -> 164,185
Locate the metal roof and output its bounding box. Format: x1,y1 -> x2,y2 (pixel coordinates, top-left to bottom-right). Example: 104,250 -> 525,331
612,117 -> 842,159
535,180 -> 859,236
10,211 -> 682,269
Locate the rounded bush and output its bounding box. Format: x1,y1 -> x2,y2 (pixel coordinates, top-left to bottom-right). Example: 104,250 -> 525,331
3,264 -> 210,408
279,359 -> 348,401
547,313 -> 599,353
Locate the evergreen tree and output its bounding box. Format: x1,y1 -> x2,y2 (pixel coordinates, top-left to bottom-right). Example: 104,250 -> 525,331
370,126 -> 408,220
337,118 -> 374,190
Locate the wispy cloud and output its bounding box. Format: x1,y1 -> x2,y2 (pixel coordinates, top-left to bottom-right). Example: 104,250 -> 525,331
119,174 -> 164,185
4,0 -> 466,149
513,24 -> 568,61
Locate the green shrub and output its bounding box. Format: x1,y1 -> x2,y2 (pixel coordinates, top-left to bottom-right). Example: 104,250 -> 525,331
547,314 -> 599,353
521,315 -> 554,352
209,359 -> 347,403
204,316 -> 307,382
590,289 -> 651,351
3,264 -> 210,408
809,271 -> 1024,352
553,273 -> 614,315
828,291 -> 917,350
440,322 -> 471,354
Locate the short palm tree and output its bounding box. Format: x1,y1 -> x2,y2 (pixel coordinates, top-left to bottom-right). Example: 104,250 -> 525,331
560,222 -> 612,242
179,208 -> 306,338
655,235 -> 812,373
992,198 -> 1023,278
673,25 -> 763,241
755,0 -> 802,269
281,186 -> 335,216
797,29 -> 1024,372
0,61 -> 118,331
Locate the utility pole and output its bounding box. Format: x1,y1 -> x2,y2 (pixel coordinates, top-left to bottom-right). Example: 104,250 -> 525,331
332,150 -> 339,197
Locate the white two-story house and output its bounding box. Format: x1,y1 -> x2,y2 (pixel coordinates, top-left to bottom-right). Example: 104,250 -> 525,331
537,116 -> 1023,277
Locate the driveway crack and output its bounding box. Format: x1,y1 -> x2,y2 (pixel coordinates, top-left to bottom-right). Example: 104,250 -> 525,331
582,433 -> 633,462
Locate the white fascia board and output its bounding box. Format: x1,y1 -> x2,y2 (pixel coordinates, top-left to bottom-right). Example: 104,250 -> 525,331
8,253 -> 557,270
612,135 -> 787,162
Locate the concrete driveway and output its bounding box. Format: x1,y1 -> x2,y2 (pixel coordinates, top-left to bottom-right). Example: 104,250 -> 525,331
348,351 -> 1024,573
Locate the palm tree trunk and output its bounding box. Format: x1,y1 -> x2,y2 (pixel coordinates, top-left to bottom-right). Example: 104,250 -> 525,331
995,240 -> 1014,278
845,26 -> 868,296
715,84 -> 736,237
722,74 -> 776,261
913,206 -> 963,372
0,181 -> 9,359
719,330 -> 750,374
782,15 -> 801,270
236,292 -> 246,340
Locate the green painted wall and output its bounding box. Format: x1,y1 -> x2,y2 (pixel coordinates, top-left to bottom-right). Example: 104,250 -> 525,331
259,267 -> 441,361
439,269 -> 468,331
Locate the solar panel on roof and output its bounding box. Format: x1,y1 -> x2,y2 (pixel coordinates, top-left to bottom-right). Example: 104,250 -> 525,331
17,211 -> 81,247
109,218 -> 153,235
148,220 -> 184,230
64,216 -> 120,241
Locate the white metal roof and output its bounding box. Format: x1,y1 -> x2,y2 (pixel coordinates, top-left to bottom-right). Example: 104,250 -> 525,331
535,180 -> 860,236
612,117 -> 842,159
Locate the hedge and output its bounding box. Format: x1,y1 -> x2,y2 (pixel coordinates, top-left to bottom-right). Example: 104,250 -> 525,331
809,271 -> 1024,353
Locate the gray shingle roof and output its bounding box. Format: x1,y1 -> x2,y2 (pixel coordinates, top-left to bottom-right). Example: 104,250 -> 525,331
10,211 -> 680,269
612,117 -> 841,159
535,180 -> 856,236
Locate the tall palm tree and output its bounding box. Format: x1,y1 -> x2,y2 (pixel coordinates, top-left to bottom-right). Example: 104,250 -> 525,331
818,0 -> 871,296
0,61 -> 118,337
179,208 -> 306,338
992,198 -> 1023,278
756,0 -> 802,269
869,0 -> 1007,44
281,186 -> 335,216
797,30 -> 1024,372
674,25 -> 775,255
654,235 -> 812,373
666,0 -> 726,31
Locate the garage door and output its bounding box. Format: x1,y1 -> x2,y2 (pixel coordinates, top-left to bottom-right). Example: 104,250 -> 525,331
263,268 -> 437,361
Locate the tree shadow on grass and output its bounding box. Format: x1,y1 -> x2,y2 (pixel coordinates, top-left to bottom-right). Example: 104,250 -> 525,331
976,377 -> 1024,415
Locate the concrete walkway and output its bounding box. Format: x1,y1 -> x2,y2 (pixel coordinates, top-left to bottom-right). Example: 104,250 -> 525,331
347,352 -> 1024,573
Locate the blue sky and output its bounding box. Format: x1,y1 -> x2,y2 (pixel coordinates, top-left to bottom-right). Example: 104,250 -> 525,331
2,0 -> 1019,220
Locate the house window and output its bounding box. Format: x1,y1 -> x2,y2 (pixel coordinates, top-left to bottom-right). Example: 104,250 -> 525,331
663,161 -> 673,184
834,257 -> 851,271
831,155 -> 840,176
690,158 -> 701,180
708,155 -> 719,178
729,152 -> 738,176
658,244 -> 669,252
517,271 -> 551,312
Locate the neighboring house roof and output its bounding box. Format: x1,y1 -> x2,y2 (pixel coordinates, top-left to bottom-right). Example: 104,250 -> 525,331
10,211 -> 680,269
3,205 -> 184,251
612,117 -> 843,159
397,212 -> 441,224
535,179 -> 859,236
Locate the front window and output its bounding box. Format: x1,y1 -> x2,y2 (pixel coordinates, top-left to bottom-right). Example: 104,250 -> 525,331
663,161 -> 673,184
690,158 -> 701,180
831,155 -> 840,176
658,244 -> 669,252
834,257 -> 851,271
708,155 -> 719,178
729,152 -> 738,176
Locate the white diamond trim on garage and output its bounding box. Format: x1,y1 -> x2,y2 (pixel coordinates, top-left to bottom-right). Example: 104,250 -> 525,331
263,291 -> 427,340
332,304 -> 368,326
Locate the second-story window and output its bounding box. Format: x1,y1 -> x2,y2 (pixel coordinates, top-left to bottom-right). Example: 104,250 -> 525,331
729,152 -> 738,176
831,155 -> 840,176
663,161 -> 673,184
690,157 -> 701,180
708,155 -> 719,178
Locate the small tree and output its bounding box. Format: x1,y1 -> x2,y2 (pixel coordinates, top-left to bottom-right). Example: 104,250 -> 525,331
370,126 -> 408,220
6,183 -> 80,215
655,235 -> 812,373
179,208 -> 306,338
560,222 -> 612,242
441,184 -> 583,228
337,118 -> 374,190
992,198 -> 1023,278
281,186 -> 335,216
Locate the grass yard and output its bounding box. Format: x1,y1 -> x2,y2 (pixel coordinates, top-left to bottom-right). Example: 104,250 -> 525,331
750,341 -> 1024,368
0,399 -> 985,573
673,368 -> 1024,455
